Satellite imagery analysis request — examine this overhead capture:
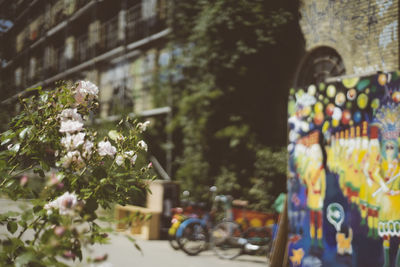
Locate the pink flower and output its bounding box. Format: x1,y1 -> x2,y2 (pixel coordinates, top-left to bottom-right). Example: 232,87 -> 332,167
54,226 -> 66,236
98,141 -> 117,157
61,151 -> 84,168
20,175 -> 29,186
57,183 -> 64,190
61,132 -> 86,151
59,108 -> 83,122
147,162 -> 152,168
49,173 -> 64,185
44,192 -> 79,216
82,140 -> 94,159
94,254 -> 108,262
60,120 -> 84,134
75,81 -> 99,104
63,250 -> 76,260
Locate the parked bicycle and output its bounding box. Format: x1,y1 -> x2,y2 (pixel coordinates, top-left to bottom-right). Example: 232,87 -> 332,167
168,199 -> 206,251
174,190 -> 275,258
168,207 -> 187,250
211,197 -> 274,260
174,186 -> 219,256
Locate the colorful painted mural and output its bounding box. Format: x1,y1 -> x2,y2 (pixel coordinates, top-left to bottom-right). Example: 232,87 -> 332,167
287,71 -> 400,267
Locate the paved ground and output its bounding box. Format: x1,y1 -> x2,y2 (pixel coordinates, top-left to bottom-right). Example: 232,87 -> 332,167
0,199 -> 269,267
91,234 -> 268,267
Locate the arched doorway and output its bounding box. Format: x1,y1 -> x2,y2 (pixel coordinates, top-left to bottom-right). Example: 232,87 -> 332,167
294,46 -> 346,88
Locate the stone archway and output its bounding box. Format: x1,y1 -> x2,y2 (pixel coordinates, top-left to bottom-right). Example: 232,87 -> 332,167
294,46 -> 346,88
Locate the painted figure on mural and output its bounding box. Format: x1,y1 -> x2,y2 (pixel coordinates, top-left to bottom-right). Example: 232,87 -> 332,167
287,72 -> 400,267
374,104 -> 400,267
338,130 -> 348,197
290,139 -> 308,235
358,122 -> 370,226
303,131 -> 326,248
363,125 -> 383,238
347,126 -> 360,206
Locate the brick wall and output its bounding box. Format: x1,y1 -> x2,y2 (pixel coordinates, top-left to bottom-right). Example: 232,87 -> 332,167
299,0 -> 399,75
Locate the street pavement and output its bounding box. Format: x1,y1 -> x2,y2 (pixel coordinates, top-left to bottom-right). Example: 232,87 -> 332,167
0,199 -> 269,267
90,233 -> 269,267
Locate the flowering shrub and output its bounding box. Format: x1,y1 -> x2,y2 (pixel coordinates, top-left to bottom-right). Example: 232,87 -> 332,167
0,81 -> 152,266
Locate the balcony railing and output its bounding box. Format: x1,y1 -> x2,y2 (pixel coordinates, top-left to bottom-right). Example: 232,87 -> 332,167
100,16 -> 121,52
126,3 -> 167,44
7,1 -> 169,88
76,33 -> 92,63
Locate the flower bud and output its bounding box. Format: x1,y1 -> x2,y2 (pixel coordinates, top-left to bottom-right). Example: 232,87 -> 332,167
63,251 -> 76,260
20,175 -> 29,186
54,226 -> 66,237
94,254 -> 108,262
57,182 -> 65,190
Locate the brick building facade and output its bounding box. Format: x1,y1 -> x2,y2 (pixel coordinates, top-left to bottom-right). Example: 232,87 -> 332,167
296,0 -> 399,86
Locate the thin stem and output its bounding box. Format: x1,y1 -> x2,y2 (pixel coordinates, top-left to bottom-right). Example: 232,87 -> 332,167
17,216 -> 41,239
32,219 -> 47,245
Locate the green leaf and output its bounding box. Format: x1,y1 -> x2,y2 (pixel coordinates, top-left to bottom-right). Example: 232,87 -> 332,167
108,130 -> 122,141
19,126 -> 32,139
134,243 -> 142,253
33,168 -> 45,178
84,199 -> 99,212
1,138 -> 11,146
7,221 -> 18,234
26,86 -> 42,92
33,205 -> 42,214
1,130 -> 16,141
39,161 -> 50,172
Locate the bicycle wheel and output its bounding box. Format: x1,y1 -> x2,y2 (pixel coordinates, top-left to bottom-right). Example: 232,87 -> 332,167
211,221 -> 244,260
243,227 -> 272,256
177,221 -> 208,256
168,233 -> 180,250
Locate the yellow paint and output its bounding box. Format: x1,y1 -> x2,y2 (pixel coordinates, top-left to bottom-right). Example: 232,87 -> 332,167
250,218 -> 262,227
290,248 -> 304,266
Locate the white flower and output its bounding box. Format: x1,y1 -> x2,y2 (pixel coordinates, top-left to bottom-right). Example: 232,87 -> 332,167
61,151 -> 84,168
59,108 -> 83,122
137,140 -> 148,151
137,121 -> 150,132
125,150 -> 134,156
75,80 -> 99,104
61,132 -> 86,151
98,141 -> 117,157
60,120 -> 84,133
115,155 -> 124,166
124,151 -> 137,165
7,143 -> 20,152
44,192 -> 79,216
130,154 -> 137,165
82,140 -> 94,158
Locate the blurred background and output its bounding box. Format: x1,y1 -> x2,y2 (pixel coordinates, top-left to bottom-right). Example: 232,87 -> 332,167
0,0 -> 304,214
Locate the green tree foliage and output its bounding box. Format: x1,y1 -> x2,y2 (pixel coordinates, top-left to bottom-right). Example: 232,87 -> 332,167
156,0 -> 304,208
